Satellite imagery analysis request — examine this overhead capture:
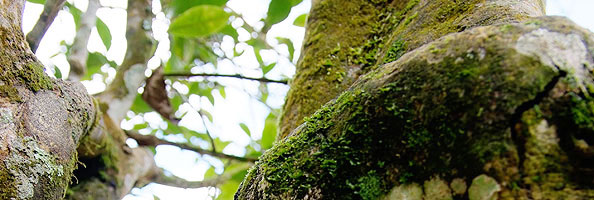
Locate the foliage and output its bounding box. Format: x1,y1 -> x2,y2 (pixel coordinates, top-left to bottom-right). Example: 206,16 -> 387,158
26,0 -> 308,199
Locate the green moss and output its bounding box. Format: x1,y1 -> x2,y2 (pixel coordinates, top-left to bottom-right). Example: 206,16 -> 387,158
0,85 -> 21,102
279,0 -> 426,137
0,165 -> 18,199
239,21 -> 584,198
403,12 -> 418,26
22,63 -> 55,91
569,93 -> 594,130
357,171 -> 383,200
382,39 -> 406,64
0,61 -> 54,97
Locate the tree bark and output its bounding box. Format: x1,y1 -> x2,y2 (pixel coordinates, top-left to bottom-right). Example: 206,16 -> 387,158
1,1 -> 96,199
237,0 -> 594,199
1,1 -> 163,199
279,0 -> 545,138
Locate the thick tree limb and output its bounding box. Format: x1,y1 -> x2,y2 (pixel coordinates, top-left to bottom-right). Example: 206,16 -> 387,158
26,0 -> 66,52
95,0 -> 155,124
164,72 -> 288,84
126,131 -> 258,162
69,0 -> 158,199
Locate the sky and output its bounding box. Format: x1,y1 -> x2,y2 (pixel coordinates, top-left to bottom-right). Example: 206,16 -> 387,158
19,0 -> 594,199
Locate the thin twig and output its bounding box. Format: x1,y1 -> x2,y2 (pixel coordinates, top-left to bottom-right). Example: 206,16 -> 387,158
164,72 -> 288,84
150,170 -> 227,188
26,0 -> 67,52
171,86 -> 218,152
198,110 -> 218,152
126,131 -> 258,162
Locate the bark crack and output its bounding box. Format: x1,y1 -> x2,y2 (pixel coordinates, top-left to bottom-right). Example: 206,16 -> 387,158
509,65 -> 567,177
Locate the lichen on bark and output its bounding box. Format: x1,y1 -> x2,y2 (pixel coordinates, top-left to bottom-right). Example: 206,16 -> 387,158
1,1 -> 96,199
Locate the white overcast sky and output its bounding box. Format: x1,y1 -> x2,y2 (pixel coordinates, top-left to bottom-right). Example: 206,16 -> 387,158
19,0 -> 594,199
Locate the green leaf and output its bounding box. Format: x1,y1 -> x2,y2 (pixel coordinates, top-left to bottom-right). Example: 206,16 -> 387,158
231,170 -> 248,182
96,18 -> 112,50
205,92 -> 215,105
86,52 -> 108,71
261,112 -> 277,149
266,0 -> 291,25
171,94 -> 183,110
290,0 -> 303,6
233,48 -> 245,57
53,66 -> 62,79
133,123 -> 149,130
218,87 -> 226,98
262,63 -> 276,75
196,42 -> 219,64
293,14 -> 307,27
171,36 -> 194,63
239,123 -> 251,137
276,37 -> 295,61
65,3 -> 83,29
216,180 -> 240,200
201,110 -> 214,122
169,0 -> 228,16
220,24 -> 239,41
193,83 -> 215,105
130,94 -> 153,113
27,0 -> 46,4
246,39 -> 267,50
203,167 -> 217,179
83,63 -> 101,81
214,138 -> 231,150
253,48 -> 264,65
169,5 -> 231,37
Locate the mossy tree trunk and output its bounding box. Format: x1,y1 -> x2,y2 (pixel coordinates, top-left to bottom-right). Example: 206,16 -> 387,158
1,1 -> 95,199
237,0 -> 594,199
1,1 -> 163,199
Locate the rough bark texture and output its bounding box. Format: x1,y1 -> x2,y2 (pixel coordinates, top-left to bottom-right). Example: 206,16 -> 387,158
1,1 -> 96,199
279,0 -> 545,138
0,0 -> 162,199
237,0 -> 594,199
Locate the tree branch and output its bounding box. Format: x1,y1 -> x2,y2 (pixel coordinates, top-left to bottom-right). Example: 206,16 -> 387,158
26,0 -> 67,52
164,72 -> 288,84
67,0 -> 100,81
125,131 -> 258,162
150,170 -> 228,188
198,110 -> 217,152
96,0 -> 155,124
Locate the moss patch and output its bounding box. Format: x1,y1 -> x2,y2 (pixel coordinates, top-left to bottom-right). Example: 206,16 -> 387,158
238,20 -> 587,199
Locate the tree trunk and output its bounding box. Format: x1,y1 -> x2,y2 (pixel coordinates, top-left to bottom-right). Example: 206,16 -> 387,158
1,1 -> 162,199
1,1 -> 95,199
237,0 -> 594,199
